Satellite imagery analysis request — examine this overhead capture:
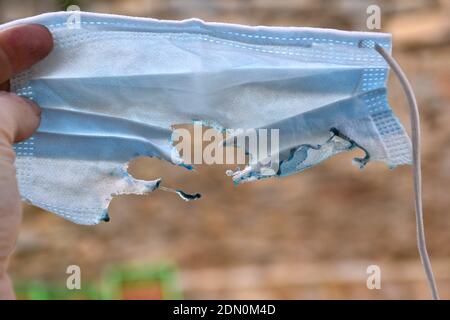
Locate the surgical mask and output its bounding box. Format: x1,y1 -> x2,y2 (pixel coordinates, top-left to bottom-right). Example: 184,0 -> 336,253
0,12 -> 438,299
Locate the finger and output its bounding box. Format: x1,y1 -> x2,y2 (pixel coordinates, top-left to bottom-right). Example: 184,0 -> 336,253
0,24 -> 53,84
0,94 -> 31,300
0,92 -> 41,148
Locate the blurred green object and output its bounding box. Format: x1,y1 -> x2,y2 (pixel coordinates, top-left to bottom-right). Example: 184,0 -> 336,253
14,281 -> 101,300
14,262 -> 182,300
101,263 -> 182,300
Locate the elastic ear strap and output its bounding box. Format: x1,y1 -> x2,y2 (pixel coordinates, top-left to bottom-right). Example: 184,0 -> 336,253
375,44 -> 439,300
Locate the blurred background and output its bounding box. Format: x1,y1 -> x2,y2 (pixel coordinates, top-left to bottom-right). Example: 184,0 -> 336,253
1,0 -> 449,299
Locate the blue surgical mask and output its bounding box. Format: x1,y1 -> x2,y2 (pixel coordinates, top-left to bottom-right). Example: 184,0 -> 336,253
1,12 -> 438,299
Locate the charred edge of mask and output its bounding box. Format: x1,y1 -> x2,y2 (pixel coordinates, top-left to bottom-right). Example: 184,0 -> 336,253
276,128 -> 371,175
329,127 -> 370,167
100,210 -> 111,223
175,190 -> 202,201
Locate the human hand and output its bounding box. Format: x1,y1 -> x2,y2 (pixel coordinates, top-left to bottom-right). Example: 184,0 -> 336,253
0,24 -> 53,299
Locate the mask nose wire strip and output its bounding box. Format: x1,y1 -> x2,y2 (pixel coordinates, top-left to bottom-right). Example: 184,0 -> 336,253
375,44 -> 439,300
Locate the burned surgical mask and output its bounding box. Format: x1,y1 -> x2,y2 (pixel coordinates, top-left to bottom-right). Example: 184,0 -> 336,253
0,11 -> 438,299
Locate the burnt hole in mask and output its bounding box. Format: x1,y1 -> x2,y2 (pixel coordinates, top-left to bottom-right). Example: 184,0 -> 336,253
329,127 -> 370,168
277,127 -> 371,176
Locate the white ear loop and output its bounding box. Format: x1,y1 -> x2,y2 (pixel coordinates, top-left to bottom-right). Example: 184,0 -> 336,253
375,44 -> 439,300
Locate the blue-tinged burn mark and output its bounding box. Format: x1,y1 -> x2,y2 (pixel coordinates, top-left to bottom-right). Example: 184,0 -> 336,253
100,210 -> 110,222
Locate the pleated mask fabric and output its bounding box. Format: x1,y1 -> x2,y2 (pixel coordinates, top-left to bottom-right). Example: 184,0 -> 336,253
0,12 -> 412,225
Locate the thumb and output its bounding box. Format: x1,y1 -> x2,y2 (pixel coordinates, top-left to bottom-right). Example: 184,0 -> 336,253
0,92 -> 40,299
0,92 -> 41,159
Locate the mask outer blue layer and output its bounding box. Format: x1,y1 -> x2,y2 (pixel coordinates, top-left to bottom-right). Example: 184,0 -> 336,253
0,12 -> 412,225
